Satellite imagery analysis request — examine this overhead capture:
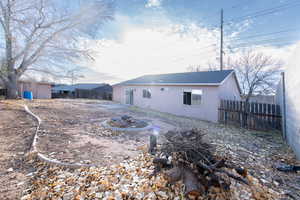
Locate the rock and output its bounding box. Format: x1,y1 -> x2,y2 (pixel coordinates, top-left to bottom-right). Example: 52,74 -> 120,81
273,180 -> 280,186
17,182 -> 24,186
7,168 -> 13,172
121,115 -> 132,121
111,117 -> 120,122
63,192 -> 74,200
21,194 -> 31,200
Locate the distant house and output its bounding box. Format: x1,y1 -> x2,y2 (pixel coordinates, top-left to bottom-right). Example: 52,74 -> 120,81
52,83 -> 112,100
276,45 -> 300,159
113,70 -> 241,122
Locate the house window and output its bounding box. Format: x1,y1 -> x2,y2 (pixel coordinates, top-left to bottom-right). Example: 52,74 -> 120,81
183,90 -> 202,105
183,92 -> 191,105
143,89 -> 151,98
191,90 -> 202,105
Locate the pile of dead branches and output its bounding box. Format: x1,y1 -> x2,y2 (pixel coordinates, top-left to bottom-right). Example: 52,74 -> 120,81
152,129 -> 249,199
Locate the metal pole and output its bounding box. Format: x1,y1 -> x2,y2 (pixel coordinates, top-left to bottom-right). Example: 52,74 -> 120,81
71,71 -> 74,85
282,72 -> 287,141
220,9 -> 224,71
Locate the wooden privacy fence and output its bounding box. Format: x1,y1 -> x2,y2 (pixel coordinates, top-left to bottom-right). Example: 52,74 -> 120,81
219,99 -> 282,131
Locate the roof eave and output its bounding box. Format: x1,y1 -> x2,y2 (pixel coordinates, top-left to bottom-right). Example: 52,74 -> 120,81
115,82 -> 221,86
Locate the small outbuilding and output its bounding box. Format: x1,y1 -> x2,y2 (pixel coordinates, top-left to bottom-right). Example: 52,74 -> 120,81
113,69 -> 241,122
0,80 -> 52,99
18,81 -> 52,99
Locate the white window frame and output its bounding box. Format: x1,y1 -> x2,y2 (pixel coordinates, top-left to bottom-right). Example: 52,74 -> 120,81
183,89 -> 203,105
191,89 -> 202,105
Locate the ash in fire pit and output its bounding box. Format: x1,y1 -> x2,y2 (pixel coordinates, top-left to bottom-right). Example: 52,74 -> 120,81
109,115 -> 148,128
102,115 -> 152,132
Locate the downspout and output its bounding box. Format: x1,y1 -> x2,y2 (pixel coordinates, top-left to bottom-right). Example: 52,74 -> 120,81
282,72 -> 287,141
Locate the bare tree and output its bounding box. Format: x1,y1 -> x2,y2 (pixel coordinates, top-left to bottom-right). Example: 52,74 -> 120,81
65,67 -> 85,85
0,0 -> 113,98
187,62 -> 219,72
229,50 -> 282,104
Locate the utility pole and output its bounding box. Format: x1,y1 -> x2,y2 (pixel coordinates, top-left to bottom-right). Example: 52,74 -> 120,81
71,71 -> 74,85
220,8 -> 224,71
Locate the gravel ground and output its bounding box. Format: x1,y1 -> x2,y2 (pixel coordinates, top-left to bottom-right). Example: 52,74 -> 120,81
27,99 -> 175,166
128,105 -> 300,199
1,99 -> 299,199
27,99 -> 300,199
0,101 -> 36,200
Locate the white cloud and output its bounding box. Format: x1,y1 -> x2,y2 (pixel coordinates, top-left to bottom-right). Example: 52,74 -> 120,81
78,15 -> 298,84
145,0 -> 163,8
85,23 -> 221,84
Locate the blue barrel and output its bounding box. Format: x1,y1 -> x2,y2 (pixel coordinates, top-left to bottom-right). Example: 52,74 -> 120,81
23,91 -> 33,100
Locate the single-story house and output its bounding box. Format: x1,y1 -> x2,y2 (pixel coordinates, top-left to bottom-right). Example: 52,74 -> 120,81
276,45 -> 300,159
52,83 -> 112,100
113,69 -> 241,122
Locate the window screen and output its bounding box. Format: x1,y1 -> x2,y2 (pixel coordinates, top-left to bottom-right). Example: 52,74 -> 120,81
191,90 -> 202,105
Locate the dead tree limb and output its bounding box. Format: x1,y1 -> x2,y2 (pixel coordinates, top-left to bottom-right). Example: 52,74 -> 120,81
183,168 -> 205,198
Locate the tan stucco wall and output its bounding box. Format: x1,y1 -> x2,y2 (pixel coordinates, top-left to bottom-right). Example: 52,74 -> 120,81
219,73 -> 241,100
114,84 -> 219,122
113,73 -> 241,122
276,45 -> 300,159
18,82 -> 51,99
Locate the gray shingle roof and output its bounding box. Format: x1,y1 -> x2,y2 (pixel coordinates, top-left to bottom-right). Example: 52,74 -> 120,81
119,70 -> 234,85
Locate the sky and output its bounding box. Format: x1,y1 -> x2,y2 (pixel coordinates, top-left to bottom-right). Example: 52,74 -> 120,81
72,0 -> 300,84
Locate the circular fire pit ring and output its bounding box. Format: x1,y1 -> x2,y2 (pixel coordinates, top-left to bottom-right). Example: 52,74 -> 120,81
101,115 -> 153,132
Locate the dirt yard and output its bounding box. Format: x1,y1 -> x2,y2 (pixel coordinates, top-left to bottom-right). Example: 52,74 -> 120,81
0,102 -> 36,200
27,99 -> 175,166
1,99 -> 299,199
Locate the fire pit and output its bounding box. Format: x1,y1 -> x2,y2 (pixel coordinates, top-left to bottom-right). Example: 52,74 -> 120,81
101,115 -> 153,132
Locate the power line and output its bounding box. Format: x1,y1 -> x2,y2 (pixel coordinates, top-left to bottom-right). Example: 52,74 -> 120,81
229,0 -> 252,9
196,1 -> 299,60
227,41 -> 296,51
227,27 -> 300,42
228,39 -> 298,50
198,0 -> 252,22
231,35 -> 299,45
196,1 -> 255,29
225,0 -> 300,24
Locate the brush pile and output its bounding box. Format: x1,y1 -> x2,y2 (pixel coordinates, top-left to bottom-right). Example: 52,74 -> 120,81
152,129 -> 262,199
